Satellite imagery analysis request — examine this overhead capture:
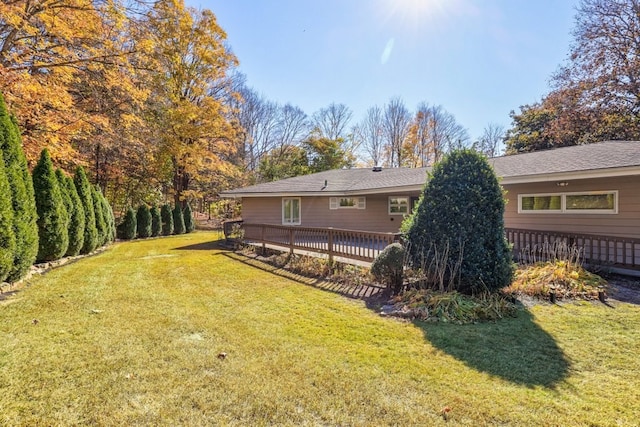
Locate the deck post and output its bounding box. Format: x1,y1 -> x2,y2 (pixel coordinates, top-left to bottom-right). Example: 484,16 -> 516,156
289,227 -> 294,255
261,224 -> 265,254
327,228 -> 334,265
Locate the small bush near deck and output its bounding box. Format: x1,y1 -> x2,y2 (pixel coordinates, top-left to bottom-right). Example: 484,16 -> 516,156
371,243 -> 405,294
136,204 -> 152,238
117,207 -> 137,240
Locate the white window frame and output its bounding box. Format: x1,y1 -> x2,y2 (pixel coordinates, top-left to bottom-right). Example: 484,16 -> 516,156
282,197 -> 301,225
329,197 -> 366,210
518,191 -> 618,214
388,196 -> 410,215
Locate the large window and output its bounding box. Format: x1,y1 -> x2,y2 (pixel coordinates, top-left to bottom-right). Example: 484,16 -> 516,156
282,197 -> 301,225
518,191 -> 617,214
389,196 -> 410,215
329,197 -> 366,210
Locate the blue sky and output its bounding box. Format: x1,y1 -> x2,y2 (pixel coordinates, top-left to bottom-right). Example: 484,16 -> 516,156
187,0 -> 578,142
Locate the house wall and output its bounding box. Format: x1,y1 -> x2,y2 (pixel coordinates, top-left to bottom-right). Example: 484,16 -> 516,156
502,175 -> 640,239
241,192 -> 417,233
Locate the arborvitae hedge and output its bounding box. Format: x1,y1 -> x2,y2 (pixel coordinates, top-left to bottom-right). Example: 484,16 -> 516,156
173,204 -> 185,235
161,204 -> 173,236
91,185 -> 107,246
136,204 -> 152,238
0,94 -> 38,282
403,149 -> 513,293
150,206 -> 162,237
183,203 -> 195,233
0,150 -> 16,282
64,175 -> 85,256
101,194 -> 115,243
74,166 -> 98,254
32,149 -> 68,262
55,169 -> 72,229
118,207 -> 137,240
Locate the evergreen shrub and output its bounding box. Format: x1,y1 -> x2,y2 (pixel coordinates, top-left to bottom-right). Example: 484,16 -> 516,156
32,149 -> 68,262
92,185 -> 107,247
403,149 -> 513,294
136,204 -> 152,238
173,204 -> 185,235
161,204 -> 173,235
150,206 -> 162,237
183,203 -> 195,233
370,243 -> 405,294
0,150 -> 15,282
117,207 -> 137,240
64,175 -> 85,256
74,166 -> 98,254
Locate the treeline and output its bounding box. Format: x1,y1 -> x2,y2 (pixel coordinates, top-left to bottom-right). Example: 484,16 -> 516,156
116,203 -> 195,240
0,94 -> 114,284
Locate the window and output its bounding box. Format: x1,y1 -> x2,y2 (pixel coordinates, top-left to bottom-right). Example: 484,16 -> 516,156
389,196 -> 410,215
329,197 -> 366,210
518,191 -> 617,214
282,197 -> 301,225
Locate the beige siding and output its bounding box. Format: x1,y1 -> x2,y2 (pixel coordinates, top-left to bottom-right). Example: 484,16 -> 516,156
241,193 -> 417,233
503,176 -> 640,238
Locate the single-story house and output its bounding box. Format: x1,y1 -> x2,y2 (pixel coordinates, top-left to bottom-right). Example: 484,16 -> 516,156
221,141 -> 640,239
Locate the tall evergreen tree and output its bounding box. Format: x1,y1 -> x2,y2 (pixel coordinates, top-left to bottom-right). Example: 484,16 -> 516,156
74,166 -> 98,254
183,203 -> 195,233
0,150 -> 16,282
173,204 -> 185,235
64,175 -> 85,256
91,185 -> 107,246
0,93 -> 38,282
161,204 -> 173,236
32,149 -> 68,262
136,204 -> 152,238
101,193 -> 115,243
117,207 -> 137,240
55,169 -> 72,229
150,205 -> 162,237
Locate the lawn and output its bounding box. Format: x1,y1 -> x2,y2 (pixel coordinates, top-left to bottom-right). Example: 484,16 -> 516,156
1,231 -> 639,426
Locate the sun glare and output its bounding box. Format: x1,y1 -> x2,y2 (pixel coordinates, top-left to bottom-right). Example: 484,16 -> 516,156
378,0 -> 466,31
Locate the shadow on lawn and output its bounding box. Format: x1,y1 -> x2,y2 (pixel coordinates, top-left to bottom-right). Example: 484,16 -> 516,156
417,309 -> 570,388
172,240 -> 224,251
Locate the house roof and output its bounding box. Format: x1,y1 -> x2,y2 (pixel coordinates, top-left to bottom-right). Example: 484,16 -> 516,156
222,141 -> 640,197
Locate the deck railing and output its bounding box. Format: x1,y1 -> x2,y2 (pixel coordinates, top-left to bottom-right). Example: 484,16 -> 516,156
223,222 -> 640,270
506,228 -> 640,269
225,221 -> 400,263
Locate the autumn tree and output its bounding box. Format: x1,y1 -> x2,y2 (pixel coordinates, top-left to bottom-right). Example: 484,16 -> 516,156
506,0 -> 640,153
304,135 -> 354,173
258,145 -> 310,182
145,0 -> 240,207
0,93 -> 38,281
33,149 -> 69,262
474,123 -> 505,157
354,106 -> 385,167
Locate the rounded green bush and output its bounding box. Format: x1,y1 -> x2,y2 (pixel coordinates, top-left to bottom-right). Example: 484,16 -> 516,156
403,149 -> 513,293
371,243 -> 405,294
161,204 -> 173,236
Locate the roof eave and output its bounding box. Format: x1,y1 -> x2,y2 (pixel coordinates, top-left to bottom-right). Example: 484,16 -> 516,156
500,165 -> 640,185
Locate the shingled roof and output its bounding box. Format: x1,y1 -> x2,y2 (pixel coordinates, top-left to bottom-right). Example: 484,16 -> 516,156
222,141 -> 640,197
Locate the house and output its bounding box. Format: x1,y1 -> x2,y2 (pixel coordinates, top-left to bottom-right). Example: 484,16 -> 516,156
221,141 -> 640,239
221,141 -> 640,266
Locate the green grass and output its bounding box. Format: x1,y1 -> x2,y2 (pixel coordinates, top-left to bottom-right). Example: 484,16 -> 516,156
1,231 -> 640,425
